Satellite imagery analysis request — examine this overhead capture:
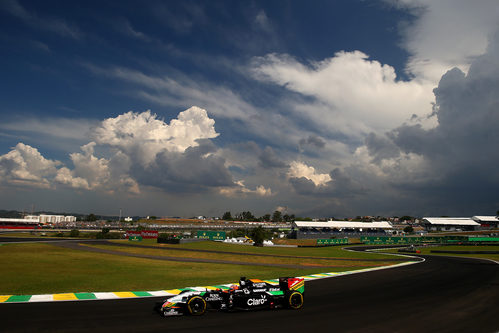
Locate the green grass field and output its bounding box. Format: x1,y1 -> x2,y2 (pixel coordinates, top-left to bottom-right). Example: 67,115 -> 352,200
384,245 -> 499,261
114,239 -> 398,260
0,240 -> 408,295
82,242 -> 396,268
418,245 -> 499,261
0,242 -> 334,295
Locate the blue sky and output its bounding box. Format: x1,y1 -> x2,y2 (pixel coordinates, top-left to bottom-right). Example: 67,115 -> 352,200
1,0 -> 498,218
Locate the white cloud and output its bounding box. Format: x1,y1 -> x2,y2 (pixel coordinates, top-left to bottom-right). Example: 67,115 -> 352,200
0,143 -> 59,188
252,51 -> 436,137
54,167 -> 90,190
288,161 -> 331,186
388,0 -> 499,83
93,107 -> 219,165
219,181 -> 272,197
67,142 -> 110,188
255,185 -> 272,196
0,107 -> 230,196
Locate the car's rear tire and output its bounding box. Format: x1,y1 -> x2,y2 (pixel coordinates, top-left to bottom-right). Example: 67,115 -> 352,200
286,291 -> 303,310
187,296 -> 207,315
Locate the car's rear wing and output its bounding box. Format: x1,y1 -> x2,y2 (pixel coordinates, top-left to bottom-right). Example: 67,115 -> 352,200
278,277 -> 305,293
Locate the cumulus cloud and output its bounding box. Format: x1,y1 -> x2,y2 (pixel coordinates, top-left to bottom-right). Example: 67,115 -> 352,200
359,30 -> 499,213
0,143 -> 59,188
93,107 -> 219,165
387,0 -> 499,83
55,167 -> 90,190
258,146 -> 287,169
219,180 -> 272,197
0,107 -> 240,197
288,161 -> 331,187
252,51 -> 436,137
87,107 -> 236,194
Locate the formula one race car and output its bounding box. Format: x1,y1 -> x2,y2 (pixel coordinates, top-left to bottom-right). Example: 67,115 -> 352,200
155,277 -> 304,317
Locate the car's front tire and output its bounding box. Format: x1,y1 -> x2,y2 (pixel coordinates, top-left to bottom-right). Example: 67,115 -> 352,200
187,296 -> 207,315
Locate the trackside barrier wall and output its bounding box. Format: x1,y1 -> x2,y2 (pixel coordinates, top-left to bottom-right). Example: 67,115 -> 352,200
360,236 -> 470,245
316,238 -> 348,246
127,230 -> 158,239
197,231 -> 226,240
467,237 -> 499,242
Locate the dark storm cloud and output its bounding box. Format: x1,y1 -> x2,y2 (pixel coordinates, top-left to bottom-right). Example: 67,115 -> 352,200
132,140 -> 236,193
366,32 -> 499,214
289,168 -> 364,198
299,135 -> 326,150
365,132 -> 400,163
288,176 -> 317,195
258,146 -> 288,169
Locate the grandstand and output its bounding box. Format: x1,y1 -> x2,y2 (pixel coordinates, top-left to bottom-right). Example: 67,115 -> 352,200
291,220 -> 393,239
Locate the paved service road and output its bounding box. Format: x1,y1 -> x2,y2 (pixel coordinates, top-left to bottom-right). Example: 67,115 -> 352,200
1,255 -> 497,333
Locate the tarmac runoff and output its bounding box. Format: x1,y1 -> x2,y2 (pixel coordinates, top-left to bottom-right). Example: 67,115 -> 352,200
0,259 -> 421,304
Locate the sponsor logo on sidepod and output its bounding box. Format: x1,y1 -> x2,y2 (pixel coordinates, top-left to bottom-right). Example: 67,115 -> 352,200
247,295 -> 267,306
205,294 -> 222,301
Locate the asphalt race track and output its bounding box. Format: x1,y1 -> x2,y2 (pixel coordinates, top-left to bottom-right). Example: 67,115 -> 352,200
1,255 -> 497,333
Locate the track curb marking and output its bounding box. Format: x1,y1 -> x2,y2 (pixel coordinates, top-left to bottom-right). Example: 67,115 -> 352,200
0,261 -> 419,304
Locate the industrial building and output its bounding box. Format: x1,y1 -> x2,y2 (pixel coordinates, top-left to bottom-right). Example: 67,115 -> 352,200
291,220 -> 393,239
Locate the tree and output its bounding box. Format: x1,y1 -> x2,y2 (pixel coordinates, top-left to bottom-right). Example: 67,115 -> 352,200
261,214 -> 271,222
403,226 -> 414,233
272,210 -> 282,222
251,226 -> 266,246
240,211 -> 255,221
222,211 -> 232,220
85,213 -> 97,222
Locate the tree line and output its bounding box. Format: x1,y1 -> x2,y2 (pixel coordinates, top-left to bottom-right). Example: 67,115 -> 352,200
221,211 -> 297,222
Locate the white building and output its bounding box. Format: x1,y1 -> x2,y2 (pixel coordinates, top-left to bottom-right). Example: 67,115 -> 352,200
421,217 -> 480,231
37,215 -> 76,223
472,216 -> 499,228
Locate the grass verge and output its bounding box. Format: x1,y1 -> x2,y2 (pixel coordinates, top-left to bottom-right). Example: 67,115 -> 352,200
113,239 -> 398,260
385,245 -> 499,262
0,242 -> 396,295
82,243 -> 396,268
